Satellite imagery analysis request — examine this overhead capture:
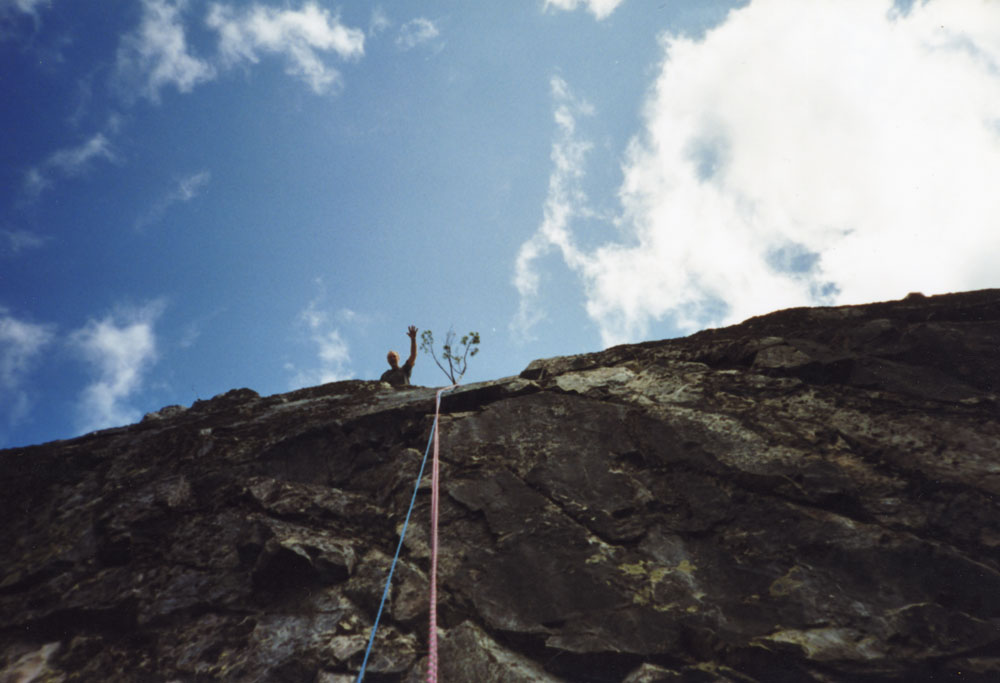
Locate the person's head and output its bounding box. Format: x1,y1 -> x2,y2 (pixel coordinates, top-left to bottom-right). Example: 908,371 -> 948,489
386,350 -> 400,369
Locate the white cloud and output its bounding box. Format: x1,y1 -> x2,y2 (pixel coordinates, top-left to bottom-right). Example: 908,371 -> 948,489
0,0 -> 50,34
135,169 -> 211,230
517,0 -> 1000,348
178,321 -> 201,349
114,1 -> 365,99
0,309 -> 54,438
176,169 -> 210,199
207,1 -> 364,94
396,17 -> 439,50
116,0 -> 215,102
23,132 -> 116,199
47,133 -> 116,171
71,301 -> 164,433
370,6 -> 390,36
512,76 -> 596,343
543,0 -> 625,21
1,0 -> 50,14
288,296 -> 354,388
1,228 -> 48,255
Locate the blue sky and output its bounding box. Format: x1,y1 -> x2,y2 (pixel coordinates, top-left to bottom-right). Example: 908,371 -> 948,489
2,0 -> 999,448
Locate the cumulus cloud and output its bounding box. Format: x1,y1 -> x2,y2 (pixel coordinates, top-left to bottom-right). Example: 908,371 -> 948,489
288,297 -> 354,388
71,301 -> 163,434
516,0 -> 1000,347
135,169 -> 211,231
0,309 -> 54,440
116,0 -> 215,102
396,17 -> 439,50
543,0 -> 625,21
207,1 -> 364,94
23,132 -> 116,199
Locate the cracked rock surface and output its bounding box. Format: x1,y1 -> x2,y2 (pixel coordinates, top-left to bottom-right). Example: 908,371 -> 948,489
2,289 -> 999,682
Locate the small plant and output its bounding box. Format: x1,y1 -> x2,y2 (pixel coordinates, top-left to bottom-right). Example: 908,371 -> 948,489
420,328 -> 480,384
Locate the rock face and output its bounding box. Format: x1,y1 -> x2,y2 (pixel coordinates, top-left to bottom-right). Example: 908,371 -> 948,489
2,290 -> 999,682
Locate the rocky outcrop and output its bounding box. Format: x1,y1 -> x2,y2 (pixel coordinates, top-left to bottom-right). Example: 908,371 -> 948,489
1,289 -> 999,682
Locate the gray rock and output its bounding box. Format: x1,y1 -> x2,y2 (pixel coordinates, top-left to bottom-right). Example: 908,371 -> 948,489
2,289 -> 1000,681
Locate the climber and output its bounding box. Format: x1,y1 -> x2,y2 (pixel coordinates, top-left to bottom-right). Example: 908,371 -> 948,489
380,325 -> 418,387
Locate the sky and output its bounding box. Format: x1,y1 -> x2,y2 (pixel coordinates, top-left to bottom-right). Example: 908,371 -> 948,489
2,0 -> 999,448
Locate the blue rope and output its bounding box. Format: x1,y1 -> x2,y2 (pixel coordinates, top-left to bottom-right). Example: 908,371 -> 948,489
356,419 -> 437,682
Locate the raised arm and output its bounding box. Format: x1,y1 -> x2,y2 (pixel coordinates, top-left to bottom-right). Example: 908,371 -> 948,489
404,325 -> 418,369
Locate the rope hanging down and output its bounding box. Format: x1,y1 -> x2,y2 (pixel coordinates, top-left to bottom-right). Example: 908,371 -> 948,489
356,384 -> 457,683
427,384 -> 456,682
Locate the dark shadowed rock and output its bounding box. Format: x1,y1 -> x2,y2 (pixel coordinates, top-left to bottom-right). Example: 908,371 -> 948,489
2,290 -> 999,682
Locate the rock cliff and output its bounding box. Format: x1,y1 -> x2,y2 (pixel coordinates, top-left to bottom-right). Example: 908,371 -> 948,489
2,290 -> 999,682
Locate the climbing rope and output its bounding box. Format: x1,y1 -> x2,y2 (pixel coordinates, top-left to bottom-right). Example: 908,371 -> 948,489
427,384 -> 456,682
356,384 -> 456,683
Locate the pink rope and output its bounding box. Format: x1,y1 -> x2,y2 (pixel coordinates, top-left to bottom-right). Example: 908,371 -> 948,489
427,384 -> 456,683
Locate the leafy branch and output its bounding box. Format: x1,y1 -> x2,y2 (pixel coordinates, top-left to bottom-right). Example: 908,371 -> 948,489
419,329 -> 480,385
